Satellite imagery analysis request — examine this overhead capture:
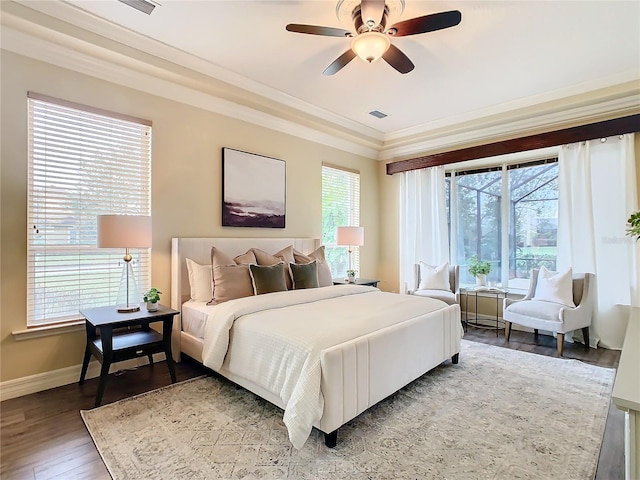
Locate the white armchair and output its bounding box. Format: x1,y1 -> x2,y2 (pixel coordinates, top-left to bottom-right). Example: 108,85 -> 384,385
411,264 -> 459,306
503,269 -> 595,356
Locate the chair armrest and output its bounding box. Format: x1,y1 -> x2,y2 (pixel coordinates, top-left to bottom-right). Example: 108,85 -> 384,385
504,297 -> 519,309
559,300 -> 592,327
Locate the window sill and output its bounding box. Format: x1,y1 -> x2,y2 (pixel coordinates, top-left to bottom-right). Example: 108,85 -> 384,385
12,320 -> 85,341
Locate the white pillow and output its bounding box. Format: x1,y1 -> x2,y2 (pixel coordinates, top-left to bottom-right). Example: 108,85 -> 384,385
417,262 -> 450,291
185,258 -> 213,302
533,266 -> 576,307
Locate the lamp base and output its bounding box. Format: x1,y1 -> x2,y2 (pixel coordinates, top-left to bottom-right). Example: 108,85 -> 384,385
117,305 -> 140,313
115,258 -> 141,314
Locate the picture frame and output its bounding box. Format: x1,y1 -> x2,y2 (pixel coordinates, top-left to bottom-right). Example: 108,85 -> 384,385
222,147 -> 286,228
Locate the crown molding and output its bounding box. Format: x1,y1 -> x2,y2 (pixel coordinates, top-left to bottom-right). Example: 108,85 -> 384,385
379,91 -> 640,161
3,1 -> 638,163
384,69 -> 640,143
1,22 -> 380,159
12,0 -> 384,143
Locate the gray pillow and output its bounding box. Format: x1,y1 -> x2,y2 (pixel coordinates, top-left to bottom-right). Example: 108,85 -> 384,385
293,246 -> 333,287
249,262 -> 288,295
290,261 -> 319,289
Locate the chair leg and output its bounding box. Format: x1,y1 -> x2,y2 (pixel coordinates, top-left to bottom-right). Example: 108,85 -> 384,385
557,333 -> 564,356
505,321 -> 511,341
582,327 -> 590,350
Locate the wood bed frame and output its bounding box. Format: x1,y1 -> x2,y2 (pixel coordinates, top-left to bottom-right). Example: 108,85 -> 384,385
171,237 -> 462,447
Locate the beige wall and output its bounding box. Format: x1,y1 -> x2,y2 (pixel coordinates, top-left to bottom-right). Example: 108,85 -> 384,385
0,51 -> 379,382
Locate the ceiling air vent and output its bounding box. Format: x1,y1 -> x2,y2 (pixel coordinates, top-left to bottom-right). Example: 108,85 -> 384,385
117,0 -> 157,15
369,110 -> 388,119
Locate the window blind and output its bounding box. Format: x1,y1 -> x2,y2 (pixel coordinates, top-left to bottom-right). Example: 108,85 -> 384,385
321,164 -> 361,276
27,94 -> 152,326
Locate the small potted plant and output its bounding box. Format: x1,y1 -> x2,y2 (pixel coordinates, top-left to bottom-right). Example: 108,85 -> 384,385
346,269 -> 357,283
468,255 -> 491,287
143,287 -> 162,312
626,211 -> 640,240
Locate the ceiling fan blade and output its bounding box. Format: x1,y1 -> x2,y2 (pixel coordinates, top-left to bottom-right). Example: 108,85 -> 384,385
388,10 -> 462,37
323,49 -> 357,75
286,24 -> 352,37
382,44 -> 415,74
360,0 -> 385,27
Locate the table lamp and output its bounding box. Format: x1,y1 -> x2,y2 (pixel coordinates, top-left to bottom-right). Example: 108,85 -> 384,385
97,215 -> 152,312
336,226 -> 364,276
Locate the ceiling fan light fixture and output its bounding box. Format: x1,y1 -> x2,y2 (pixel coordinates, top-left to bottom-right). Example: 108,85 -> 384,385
351,31 -> 390,63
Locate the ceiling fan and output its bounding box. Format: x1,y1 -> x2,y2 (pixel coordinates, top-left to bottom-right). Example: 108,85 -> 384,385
286,0 -> 461,75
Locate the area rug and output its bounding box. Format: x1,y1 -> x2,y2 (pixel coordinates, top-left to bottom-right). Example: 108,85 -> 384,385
81,340 -> 615,480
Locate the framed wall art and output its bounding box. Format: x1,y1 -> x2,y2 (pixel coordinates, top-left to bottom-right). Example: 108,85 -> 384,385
222,147 -> 286,228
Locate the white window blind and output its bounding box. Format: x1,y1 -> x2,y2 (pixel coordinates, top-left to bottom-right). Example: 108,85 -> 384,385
27,93 -> 152,326
321,164 -> 361,277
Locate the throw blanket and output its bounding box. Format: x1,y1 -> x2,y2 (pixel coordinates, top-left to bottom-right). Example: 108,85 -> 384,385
201,285 -> 449,448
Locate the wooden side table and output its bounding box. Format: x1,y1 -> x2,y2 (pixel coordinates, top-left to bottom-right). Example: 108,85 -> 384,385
79,304 -> 179,407
332,278 -> 380,288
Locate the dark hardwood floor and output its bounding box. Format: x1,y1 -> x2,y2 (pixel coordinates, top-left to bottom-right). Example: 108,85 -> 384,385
1,329 -> 623,479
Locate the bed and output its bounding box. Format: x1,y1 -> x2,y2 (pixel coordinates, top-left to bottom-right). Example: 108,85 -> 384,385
171,237 -> 462,449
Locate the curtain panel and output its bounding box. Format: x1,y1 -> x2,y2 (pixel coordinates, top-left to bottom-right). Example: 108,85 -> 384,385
399,166 -> 449,293
558,133 -> 637,349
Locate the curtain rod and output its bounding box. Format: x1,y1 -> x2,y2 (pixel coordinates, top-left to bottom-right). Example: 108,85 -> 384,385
386,114 -> 639,175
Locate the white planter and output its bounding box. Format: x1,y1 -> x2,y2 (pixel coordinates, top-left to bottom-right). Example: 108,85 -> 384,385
475,274 -> 487,287
146,301 -> 158,312
347,273 -> 356,284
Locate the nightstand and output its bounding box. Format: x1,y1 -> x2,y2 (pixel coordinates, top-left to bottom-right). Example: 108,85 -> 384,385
333,278 -> 380,288
79,304 -> 179,407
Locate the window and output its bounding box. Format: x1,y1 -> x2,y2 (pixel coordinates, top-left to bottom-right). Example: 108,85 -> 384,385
321,164 -> 360,277
27,93 -> 152,326
448,159 -> 558,289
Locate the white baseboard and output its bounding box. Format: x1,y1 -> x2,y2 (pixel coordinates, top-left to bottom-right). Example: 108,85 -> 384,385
0,353 -> 166,402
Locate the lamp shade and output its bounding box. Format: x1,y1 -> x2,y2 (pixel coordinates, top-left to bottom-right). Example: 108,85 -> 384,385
337,226 -> 364,246
351,31 -> 390,63
97,215 -> 152,248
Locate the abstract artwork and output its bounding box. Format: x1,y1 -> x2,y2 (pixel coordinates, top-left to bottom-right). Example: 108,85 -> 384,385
222,148 -> 286,228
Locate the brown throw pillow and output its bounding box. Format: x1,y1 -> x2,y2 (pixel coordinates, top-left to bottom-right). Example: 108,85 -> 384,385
210,264 -> 254,304
211,246 -> 236,268
293,246 -> 332,287
252,246 -> 294,289
290,261 -> 319,289
234,250 -> 257,265
249,263 -> 288,295
209,247 -> 255,304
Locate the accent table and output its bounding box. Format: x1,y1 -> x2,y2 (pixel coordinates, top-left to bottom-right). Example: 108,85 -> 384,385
460,287 -> 508,336
332,278 -> 380,287
79,304 -> 179,407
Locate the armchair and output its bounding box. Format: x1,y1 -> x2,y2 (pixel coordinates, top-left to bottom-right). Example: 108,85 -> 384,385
411,263 -> 459,306
503,269 -> 595,356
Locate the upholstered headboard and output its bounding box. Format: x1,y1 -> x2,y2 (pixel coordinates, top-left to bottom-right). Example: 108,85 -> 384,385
170,237 -> 320,360
171,237 -> 320,308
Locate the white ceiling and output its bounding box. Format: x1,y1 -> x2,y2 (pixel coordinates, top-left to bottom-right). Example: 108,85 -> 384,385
12,1 -> 640,142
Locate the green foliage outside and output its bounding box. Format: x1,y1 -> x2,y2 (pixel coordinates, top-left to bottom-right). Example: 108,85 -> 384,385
322,167 -> 358,277
453,162 -> 559,284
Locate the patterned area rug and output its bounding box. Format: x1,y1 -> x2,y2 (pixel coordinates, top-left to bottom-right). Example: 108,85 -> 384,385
81,340 -> 614,480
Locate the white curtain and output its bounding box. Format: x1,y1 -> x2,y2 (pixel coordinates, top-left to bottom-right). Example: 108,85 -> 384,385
558,133 -> 637,349
399,166 -> 449,293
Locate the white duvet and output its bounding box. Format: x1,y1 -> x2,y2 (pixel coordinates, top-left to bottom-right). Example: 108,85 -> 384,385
201,285 -> 451,448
